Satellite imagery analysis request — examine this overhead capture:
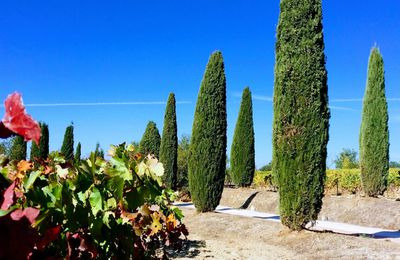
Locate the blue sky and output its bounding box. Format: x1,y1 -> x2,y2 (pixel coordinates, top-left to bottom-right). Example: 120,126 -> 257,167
0,1 -> 399,168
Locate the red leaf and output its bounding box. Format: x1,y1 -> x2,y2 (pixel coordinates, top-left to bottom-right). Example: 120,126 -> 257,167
2,92 -> 41,144
1,181 -> 16,210
36,225 -> 62,250
10,207 -> 40,224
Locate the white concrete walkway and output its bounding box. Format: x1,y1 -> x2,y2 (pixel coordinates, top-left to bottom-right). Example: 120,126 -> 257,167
175,202 -> 400,244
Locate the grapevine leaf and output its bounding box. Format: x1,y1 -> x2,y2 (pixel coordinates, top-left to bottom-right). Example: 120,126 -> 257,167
89,187 -> 102,215
23,170 -> 41,191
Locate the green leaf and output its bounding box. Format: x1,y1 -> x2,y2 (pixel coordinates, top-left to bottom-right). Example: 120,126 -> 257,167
0,205 -> 18,217
107,158 -> 132,181
106,176 -> 124,202
106,198 -> 116,210
89,187 -> 102,215
24,170 -> 41,191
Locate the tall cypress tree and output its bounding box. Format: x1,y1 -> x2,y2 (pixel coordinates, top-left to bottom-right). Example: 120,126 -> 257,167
189,51 -> 227,212
75,142 -> 81,161
10,136 -> 27,161
159,93 -> 178,189
272,0 -> 329,230
139,121 -> 161,158
39,123 -> 49,159
359,47 -> 389,197
30,136 -> 40,161
231,87 -> 255,187
61,124 -> 74,161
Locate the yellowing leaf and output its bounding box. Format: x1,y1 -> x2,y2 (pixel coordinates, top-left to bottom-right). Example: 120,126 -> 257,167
149,212 -> 162,236
17,160 -> 32,173
55,165 -> 68,179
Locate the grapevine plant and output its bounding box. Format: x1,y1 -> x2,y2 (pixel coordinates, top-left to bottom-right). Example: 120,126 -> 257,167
0,93 -> 188,259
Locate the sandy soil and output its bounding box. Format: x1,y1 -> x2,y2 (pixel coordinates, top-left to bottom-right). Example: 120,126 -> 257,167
172,188 -> 400,259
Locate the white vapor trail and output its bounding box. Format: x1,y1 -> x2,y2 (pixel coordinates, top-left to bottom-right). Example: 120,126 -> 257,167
329,106 -> 357,111
0,101 -> 192,107
252,95 -> 273,102
331,98 -> 400,103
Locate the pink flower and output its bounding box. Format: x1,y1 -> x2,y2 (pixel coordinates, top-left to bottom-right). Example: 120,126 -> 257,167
2,92 -> 41,144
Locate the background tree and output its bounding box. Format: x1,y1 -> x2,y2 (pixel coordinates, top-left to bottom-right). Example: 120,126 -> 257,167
39,123 -> 49,159
230,87 -> 255,187
0,139 -> 11,156
95,142 -> 105,159
10,136 -> 27,160
139,121 -> 161,158
334,149 -> 359,169
259,162 -> 272,171
61,124 -> 74,161
389,161 -> 400,168
75,142 -> 81,161
177,135 -> 190,190
30,122 -> 49,161
272,0 -> 330,230
359,47 -> 389,197
160,93 -> 178,189
189,51 -> 227,212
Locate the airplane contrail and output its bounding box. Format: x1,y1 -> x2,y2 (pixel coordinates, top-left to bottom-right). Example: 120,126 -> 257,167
0,101 -> 192,107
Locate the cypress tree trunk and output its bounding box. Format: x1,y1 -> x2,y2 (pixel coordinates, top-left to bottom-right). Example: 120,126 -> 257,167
61,125 -> 74,161
272,0 -> 330,230
160,93 -> 178,189
231,87 -> 255,187
10,136 -> 27,161
39,123 -> 49,159
139,121 -> 161,158
189,51 -> 227,212
75,142 -> 81,161
359,47 -> 389,197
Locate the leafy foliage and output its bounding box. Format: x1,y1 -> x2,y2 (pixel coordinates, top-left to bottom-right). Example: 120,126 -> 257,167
0,143 -> 188,259
359,47 -> 389,197
334,149 -> 359,169
230,87 -> 255,187
160,93 -> 178,189
189,51 -> 227,212
259,162 -> 272,172
140,121 -> 161,159
10,136 -> 27,161
61,124 -> 74,161
272,0 -> 329,230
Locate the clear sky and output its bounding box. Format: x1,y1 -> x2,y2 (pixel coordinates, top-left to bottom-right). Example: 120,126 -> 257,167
0,1 -> 399,168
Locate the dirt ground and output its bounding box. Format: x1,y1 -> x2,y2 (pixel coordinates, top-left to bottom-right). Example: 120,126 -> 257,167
173,188 -> 400,259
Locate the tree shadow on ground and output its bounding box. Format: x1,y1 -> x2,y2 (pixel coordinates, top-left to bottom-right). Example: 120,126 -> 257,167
169,240 -> 206,259
239,192 -> 259,209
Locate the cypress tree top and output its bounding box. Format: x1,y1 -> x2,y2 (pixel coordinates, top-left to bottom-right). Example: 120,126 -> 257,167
189,51 -> 227,212
139,121 -> 161,158
230,87 -> 255,187
359,47 -> 389,196
75,142 -> 82,161
272,0 -> 329,230
39,123 -> 49,160
160,93 -> 178,189
61,124 -> 74,161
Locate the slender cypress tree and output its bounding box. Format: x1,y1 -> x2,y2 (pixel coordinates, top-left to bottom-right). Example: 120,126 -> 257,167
139,121 -> 161,158
39,123 -> 49,159
272,0 -> 330,230
189,51 -> 227,212
231,87 -> 255,187
30,136 -> 40,161
75,142 -> 81,161
10,136 -> 27,161
61,124 -> 74,161
359,47 -> 389,197
159,93 -> 178,189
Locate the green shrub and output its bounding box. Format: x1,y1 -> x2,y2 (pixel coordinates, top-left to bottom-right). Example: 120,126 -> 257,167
359,47 -> 389,197
139,121 -> 161,158
230,87 -> 255,187
61,124 -> 74,161
189,51 -> 227,212
160,93 -> 178,189
272,0 -> 329,230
